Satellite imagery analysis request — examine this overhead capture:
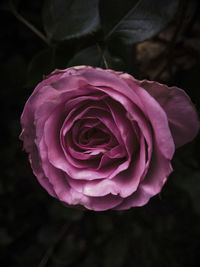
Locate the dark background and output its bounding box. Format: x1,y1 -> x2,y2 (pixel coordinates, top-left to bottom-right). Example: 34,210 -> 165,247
1,0 -> 200,266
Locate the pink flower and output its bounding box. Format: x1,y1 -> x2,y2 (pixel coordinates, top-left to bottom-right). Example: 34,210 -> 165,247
20,66 -> 199,211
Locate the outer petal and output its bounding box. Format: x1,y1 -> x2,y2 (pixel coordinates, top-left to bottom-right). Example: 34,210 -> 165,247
29,146 -> 56,198
117,76 -> 175,159
85,194 -> 123,211
115,145 -> 173,210
134,80 -> 200,148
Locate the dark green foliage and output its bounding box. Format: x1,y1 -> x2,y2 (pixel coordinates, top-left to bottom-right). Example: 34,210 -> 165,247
67,46 -> 102,68
43,0 -> 100,40
100,0 -> 179,44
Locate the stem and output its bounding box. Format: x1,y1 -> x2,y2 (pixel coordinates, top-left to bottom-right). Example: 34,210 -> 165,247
96,44 -> 109,69
10,1 -> 51,46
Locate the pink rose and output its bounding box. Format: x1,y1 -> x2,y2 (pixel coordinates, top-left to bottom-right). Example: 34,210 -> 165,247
20,66 -> 199,211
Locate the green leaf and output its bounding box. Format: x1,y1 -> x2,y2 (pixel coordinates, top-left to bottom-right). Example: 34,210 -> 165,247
100,0 -> 179,44
103,49 -> 126,71
106,42 -> 136,74
67,45 -> 127,72
67,46 -> 102,67
43,0 -> 100,41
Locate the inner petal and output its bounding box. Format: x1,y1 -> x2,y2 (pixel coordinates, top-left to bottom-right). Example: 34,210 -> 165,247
79,126 -> 110,146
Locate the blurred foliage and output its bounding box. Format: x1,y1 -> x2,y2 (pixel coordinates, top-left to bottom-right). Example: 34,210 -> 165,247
43,0 -> 100,41
0,0 -> 200,266
100,0 -> 179,44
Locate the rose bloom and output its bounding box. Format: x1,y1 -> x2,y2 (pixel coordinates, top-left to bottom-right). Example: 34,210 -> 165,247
20,66 -> 199,211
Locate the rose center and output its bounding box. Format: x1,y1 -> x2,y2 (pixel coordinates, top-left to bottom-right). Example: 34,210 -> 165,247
79,127 -> 110,147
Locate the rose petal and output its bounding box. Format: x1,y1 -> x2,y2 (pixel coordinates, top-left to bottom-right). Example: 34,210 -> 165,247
29,146 -> 56,198
115,145 -> 172,210
137,80 -> 200,148
85,194 -> 123,211
67,134 -> 146,198
121,78 -> 175,159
